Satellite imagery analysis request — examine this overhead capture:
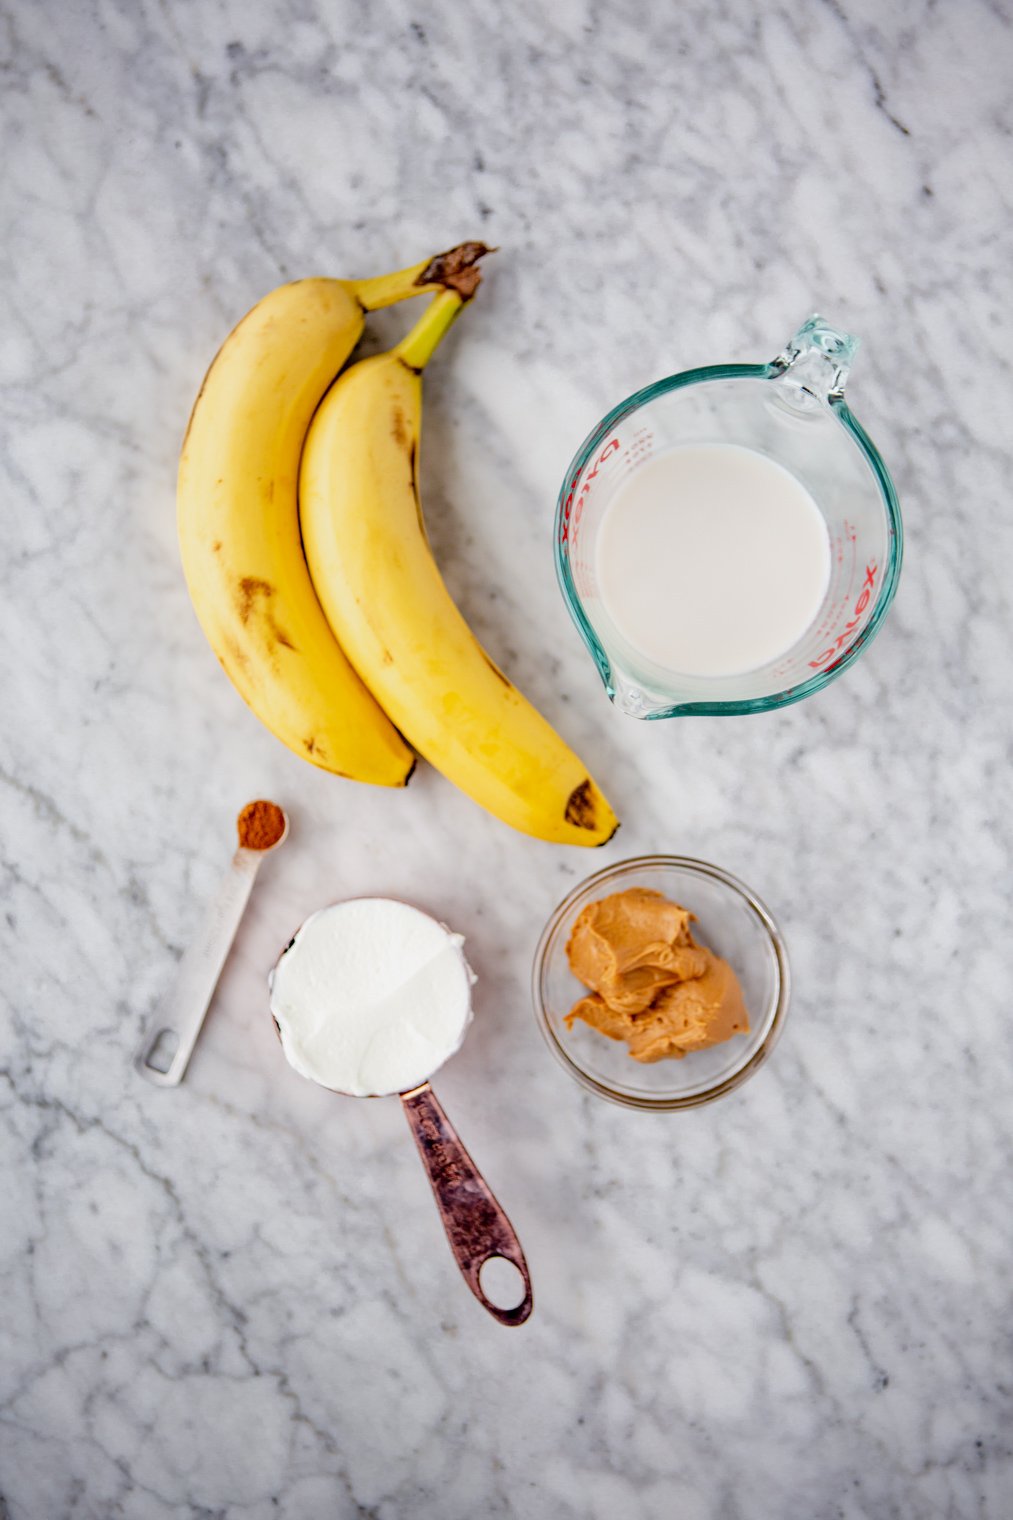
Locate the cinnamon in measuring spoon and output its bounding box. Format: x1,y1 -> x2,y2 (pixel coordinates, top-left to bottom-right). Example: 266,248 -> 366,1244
237,800 -> 287,852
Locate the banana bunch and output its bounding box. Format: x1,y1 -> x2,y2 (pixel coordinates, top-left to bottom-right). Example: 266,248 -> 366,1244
179,248 -> 617,845
178,243 -> 486,785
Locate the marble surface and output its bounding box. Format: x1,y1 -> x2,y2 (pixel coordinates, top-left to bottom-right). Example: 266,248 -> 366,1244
3,0 -> 1012,1514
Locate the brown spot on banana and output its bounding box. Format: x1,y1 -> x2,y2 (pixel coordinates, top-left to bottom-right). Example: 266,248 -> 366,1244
479,649 -> 511,686
236,577 -> 295,654
237,576 -> 274,625
565,779 -> 601,831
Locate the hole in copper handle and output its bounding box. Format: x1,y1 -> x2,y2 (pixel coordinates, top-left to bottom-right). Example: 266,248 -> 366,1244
477,1253 -> 533,1326
479,1254 -> 526,1310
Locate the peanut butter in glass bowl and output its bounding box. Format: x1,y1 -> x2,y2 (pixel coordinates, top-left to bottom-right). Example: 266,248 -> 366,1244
532,857 -> 790,1111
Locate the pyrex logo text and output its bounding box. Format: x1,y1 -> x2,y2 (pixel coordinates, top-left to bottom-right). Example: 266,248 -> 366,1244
559,438 -> 620,543
809,562 -> 878,668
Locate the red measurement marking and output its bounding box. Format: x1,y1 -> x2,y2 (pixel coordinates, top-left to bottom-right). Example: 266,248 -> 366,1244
809,562 -> 878,669
560,438 -> 620,544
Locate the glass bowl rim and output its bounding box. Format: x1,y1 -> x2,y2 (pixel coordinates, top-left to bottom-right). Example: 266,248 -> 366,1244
553,361 -> 903,718
531,853 -> 791,1111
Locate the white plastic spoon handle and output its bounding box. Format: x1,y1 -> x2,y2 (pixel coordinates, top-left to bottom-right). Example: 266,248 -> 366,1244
137,848 -> 262,1087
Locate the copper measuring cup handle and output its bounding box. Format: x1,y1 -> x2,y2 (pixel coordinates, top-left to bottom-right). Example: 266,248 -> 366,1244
400,1083 -> 533,1327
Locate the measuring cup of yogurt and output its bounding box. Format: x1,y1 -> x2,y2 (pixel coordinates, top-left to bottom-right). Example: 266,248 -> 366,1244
269,898 -> 533,1326
555,316 -> 902,718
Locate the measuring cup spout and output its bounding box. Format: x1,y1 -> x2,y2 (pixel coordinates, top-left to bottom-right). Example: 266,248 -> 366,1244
773,315 -> 860,408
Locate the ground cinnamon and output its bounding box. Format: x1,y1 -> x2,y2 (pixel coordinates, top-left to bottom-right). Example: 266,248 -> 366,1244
237,799 -> 286,851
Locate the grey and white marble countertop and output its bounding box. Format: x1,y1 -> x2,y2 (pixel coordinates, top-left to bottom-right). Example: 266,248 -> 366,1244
3,0 -> 1012,1515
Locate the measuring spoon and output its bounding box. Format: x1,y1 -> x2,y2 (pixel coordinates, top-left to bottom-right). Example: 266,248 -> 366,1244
137,801 -> 289,1086
270,899 -> 533,1327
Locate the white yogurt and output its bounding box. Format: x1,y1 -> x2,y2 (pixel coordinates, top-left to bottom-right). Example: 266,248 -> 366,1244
269,899 -> 474,1097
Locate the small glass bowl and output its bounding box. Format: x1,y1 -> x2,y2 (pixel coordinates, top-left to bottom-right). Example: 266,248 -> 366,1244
532,856 -> 790,1111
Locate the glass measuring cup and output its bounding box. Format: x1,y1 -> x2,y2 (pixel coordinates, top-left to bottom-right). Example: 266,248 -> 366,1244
269,899 -> 533,1327
555,316 -> 902,717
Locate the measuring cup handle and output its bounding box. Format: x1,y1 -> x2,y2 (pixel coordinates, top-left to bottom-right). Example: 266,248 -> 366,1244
400,1083 -> 533,1327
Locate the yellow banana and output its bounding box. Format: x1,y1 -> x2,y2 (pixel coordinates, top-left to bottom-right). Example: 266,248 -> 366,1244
177,243 -> 488,783
299,289 -> 619,845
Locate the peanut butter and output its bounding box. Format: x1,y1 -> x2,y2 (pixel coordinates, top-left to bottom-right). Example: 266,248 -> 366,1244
564,887 -> 749,1062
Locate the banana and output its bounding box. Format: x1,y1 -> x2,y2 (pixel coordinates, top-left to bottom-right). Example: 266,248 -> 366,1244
299,289 -> 619,845
178,243 -> 488,783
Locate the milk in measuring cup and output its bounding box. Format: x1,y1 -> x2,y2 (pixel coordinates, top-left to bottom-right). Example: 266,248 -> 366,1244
596,443 -> 831,679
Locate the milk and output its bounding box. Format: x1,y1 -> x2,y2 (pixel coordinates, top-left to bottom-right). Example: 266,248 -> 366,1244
596,443 -> 831,679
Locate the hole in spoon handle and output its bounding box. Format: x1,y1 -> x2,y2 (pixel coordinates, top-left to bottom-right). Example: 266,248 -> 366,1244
400,1083 -> 533,1327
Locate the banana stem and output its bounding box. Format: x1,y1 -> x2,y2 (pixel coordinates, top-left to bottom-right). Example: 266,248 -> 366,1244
395,290 -> 465,371
350,241 -> 490,312
350,259 -> 434,312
